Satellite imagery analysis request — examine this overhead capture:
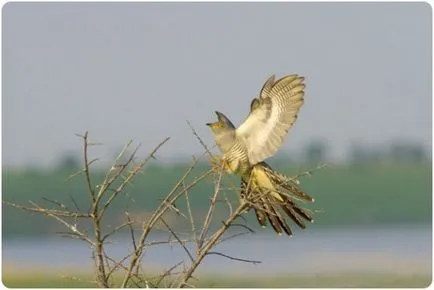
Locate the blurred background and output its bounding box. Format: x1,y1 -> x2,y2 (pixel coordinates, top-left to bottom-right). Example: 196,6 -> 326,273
2,2 -> 431,287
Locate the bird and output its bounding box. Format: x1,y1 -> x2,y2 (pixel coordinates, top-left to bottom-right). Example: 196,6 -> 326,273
206,74 -> 315,236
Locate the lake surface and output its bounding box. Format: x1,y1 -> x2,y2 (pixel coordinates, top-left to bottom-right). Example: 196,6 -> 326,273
3,225 -> 431,277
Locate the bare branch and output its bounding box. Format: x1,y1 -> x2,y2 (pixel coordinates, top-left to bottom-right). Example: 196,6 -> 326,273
105,253 -> 132,278
95,142 -> 140,213
27,201 -> 94,246
160,218 -> 195,263
293,163 -> 327,180
125,212 -> 138,252
41,196 -> 68,210
121,164 -> 213,287
3,201 -> 90,218
155,261 -> 184,287
163,200 -> 188,220
176,202 -> 248,287
183,181 -> 197,245
5,127 -> 320,288
104,254 -> 147,288
101,219 -> 135,242
98,137 -> 170,219
206,251 -> 261,264
82,131 -> 96,202
218,231 -> 254,244
143,239 -> 191,247
198,165 -> 224,247
226,223 -> 255,233
223,196 -> 233,217
186,120 -> 214,157
55,231 -> 93,244
69,194 -> 81,212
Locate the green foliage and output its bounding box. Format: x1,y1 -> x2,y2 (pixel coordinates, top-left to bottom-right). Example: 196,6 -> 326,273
3,271 -> 431,288
3,162 -> 431,237
282,162 -> 432,226
197,273 -> 431,288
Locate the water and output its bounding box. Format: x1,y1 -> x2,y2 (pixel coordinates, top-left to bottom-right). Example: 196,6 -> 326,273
3,225 -> 431,276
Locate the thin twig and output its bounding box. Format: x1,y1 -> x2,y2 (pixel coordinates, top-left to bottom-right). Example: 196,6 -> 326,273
101,220 -> 135,242
125,212 -> 138,252
42,196 -> 68,209
186,120 -> 214,157
183,181 -> 198,245
69,194 -> 81,212
27,201 -> 94,246
104,254 -> 145,287
198,164 -> 224,247
218,231 -> 254,244
160,218 -> 195,263
156,261 -> 184,287
206,251 -> 261,264
82,132 -> 96,202
121,157 -> 212,288
226,223 -> 255,233
176,202 -> 248,287
3,201 -> 91,218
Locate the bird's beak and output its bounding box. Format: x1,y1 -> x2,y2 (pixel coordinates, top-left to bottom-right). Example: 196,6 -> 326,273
206,111 -> 223,127
215,111 -> 223,118
215,111 -> 227,123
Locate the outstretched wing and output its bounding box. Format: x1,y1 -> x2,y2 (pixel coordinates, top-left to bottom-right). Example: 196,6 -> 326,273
236,74 -> 305,165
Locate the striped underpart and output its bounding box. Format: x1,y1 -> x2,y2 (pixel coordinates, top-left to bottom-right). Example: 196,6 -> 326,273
223,140 -> 250,174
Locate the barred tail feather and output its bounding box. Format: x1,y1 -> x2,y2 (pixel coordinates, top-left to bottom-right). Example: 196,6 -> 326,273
240,163 -> 315,236
285,197 -> 314,222
260,161 -> 314,202
260,196 -> 283,235
265,196 -> 293,236
281,181 -> 314,202
254,206 -> 268,228
281,198 -> 308,229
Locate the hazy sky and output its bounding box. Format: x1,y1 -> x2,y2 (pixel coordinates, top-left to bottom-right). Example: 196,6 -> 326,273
3,2 -> 431,167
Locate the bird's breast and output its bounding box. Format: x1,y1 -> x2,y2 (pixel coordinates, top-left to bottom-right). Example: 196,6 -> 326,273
224,141 -> 250,174
215,131 -> 236,153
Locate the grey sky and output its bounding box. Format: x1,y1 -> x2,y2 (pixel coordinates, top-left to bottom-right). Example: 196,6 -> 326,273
3,2 -> 431,167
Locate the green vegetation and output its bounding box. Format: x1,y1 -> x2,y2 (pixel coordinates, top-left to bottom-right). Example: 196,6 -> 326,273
3,270 -> 431,288
197,273 -> 431,288
3,161 -> 432,288
3,161 -> 431,237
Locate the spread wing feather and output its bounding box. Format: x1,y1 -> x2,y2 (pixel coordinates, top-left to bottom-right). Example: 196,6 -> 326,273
236,74 -> 305,165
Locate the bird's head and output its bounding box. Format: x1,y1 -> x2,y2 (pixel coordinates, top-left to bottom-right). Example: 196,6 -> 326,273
206,111 -> 235,135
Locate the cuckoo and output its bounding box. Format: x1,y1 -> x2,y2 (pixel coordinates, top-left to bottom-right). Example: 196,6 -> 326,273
206,74 -> 315,236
